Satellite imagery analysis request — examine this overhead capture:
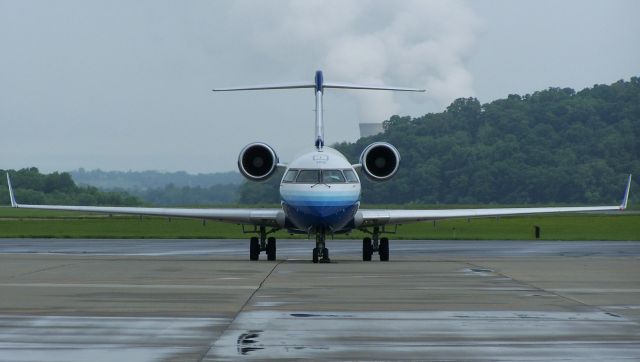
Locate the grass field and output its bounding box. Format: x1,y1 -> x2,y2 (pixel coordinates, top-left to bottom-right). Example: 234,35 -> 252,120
0,207 -> 637,240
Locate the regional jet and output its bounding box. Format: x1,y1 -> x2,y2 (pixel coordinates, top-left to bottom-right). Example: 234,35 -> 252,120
6,71 -> 632,263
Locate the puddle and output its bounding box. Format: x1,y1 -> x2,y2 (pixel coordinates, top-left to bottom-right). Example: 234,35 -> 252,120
237,330 -> 264,355
459,268 -> 495,276
290,313 -> 353,318
254,301 -> 296,307
0,315 -> 228,362
208,310 -> 640,360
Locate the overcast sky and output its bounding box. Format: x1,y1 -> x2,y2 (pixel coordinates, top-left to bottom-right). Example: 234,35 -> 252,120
1,0 -> 638,173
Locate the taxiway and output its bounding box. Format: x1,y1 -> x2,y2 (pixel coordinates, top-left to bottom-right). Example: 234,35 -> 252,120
0,239 -> 638,361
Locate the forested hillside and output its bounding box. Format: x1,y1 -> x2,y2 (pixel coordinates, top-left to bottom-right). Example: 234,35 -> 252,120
69,169 -> 241,206
127,183 -> 239,206
240,78 -> 639,205
0,168 -> 141,206
70,169 -> 242,190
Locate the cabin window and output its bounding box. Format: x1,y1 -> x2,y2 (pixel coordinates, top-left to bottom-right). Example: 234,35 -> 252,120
343,169 -> 359,183
296,169 -> 320,183
282,170 -> 298,183
322,170 -> 346,183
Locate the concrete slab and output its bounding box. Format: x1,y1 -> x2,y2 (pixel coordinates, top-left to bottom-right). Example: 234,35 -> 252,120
0,239 -> 637,361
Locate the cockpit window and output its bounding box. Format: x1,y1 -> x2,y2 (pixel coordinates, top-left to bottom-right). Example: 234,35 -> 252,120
282,170 -> 297,183
343,169 -> 359,183
288,169 -> 357,184
296,169 -> 320,183
322,170 -> 346,183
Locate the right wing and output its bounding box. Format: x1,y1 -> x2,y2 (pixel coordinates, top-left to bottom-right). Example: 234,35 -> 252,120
357,175 -> 632,227
6,174 -> 284,227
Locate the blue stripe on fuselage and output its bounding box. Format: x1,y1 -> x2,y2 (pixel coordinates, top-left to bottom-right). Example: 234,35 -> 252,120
281,187 -> 359,230
282,201 -> 358,232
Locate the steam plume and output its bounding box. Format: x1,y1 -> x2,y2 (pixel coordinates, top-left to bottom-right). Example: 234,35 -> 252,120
230,0 -> 482,121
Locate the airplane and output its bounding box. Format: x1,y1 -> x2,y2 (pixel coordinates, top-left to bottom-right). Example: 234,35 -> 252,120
5,70 -> 633,263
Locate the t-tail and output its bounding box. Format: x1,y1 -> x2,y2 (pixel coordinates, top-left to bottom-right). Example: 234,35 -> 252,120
213,70 -> 425,150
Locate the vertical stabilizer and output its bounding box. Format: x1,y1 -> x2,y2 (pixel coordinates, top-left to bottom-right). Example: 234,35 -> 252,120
314,70 -> 325,150
212,70 -> 425,151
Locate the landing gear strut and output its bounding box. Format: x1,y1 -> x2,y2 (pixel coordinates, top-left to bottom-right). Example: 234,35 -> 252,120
312,230 -> 330,263
362,226 -> 390,261
248,225 -> 278,261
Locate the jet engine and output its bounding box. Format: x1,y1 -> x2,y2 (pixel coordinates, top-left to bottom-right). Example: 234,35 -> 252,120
238,142 -> 279,181
359,142 -> 400,181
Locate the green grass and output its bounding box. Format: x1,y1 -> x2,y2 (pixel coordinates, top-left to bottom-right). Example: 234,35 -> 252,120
0,206 -> 637,240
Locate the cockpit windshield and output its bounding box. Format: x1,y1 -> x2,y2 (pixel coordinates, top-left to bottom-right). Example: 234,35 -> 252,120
343,169 -> 359,183
282,170 -> 297,183
283,169 -> 359,184
296,170 -> 320,183
322,170 -> 345,183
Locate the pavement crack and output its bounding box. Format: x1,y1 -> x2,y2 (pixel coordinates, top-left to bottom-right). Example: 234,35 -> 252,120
197,259 -> 284,361
6,261 -> 86,280
464,261 -> 633,320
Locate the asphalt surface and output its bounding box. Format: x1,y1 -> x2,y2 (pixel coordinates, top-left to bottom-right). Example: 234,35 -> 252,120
0,239 -> 638,361
0,238 -> 639,257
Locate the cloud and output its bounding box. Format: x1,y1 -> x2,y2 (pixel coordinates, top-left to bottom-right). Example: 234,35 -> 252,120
228,0 -> 482,122
0,1 -> 484,172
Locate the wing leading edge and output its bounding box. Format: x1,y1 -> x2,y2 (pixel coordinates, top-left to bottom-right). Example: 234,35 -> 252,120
5,174 -> 283,227
357,174 -> 632,227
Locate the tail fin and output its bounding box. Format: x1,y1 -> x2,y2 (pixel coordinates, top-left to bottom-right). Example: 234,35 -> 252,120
212,70 -> 425,150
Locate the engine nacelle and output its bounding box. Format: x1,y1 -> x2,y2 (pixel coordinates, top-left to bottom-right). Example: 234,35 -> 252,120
359,142 -> 400,181
238,142 -> 279,181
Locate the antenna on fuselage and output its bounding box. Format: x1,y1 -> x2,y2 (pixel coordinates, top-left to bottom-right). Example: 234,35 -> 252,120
212,70 -> 425,151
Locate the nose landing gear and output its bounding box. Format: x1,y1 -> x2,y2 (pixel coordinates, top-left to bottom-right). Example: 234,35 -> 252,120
312,231 -> 330,263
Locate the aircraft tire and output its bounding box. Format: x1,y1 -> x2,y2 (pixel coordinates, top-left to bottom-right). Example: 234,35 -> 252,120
250,237 -> 260,261
363,237 -> 373,261
312,247 -> 319,263
267,237 -> 276,261
379,237 -> 389,261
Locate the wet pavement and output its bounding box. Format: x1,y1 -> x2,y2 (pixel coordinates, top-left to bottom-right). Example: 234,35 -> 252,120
0,239 -> 638,360
0,238 -> 638,257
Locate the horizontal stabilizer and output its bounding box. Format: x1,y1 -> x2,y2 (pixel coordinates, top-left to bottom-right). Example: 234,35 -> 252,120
212,82 -> 314,92
324,82 -> 425,92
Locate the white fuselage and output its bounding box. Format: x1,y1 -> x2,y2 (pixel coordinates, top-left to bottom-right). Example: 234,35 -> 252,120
279,147 -> 361,233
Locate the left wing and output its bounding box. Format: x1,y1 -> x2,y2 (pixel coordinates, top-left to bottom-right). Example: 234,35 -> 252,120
5,173 -> 284,227
357,175 -> 632,227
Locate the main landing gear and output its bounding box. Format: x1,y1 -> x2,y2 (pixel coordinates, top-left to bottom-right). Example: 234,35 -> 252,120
362,226 -> 390,261
312,231 -> 330,264
249,226 -> 277,261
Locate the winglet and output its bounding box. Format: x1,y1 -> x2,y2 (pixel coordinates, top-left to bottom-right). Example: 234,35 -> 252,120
6,173 -> 17,208
620,174 -> 632,210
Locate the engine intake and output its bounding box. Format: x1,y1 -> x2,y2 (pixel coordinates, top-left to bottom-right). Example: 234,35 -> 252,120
360,142 -> 400,181
238,142 -> 279,181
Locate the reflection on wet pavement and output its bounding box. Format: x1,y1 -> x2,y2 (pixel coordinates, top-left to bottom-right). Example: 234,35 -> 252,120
0,240 -> 638,361
208,310 -> 640,360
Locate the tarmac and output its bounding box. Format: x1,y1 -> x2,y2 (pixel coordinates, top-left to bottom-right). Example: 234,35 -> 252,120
0,239 -> 638,361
